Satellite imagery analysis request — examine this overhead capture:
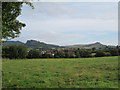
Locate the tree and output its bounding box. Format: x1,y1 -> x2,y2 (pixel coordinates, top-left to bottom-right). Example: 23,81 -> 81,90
27,49 -> 42,59
64,52 -> 76,58
2,46 -> 10,58
92,47 -> 96,52
79,49 -> 92,58
95,50 -> 105,57
2,45 -> 27,59
42,53 -> 53,58
109,49 -> 118,56
104,52 -> 111,56
75,51 -> 80,58
54,51 -> 65,58
2,2 -> 33,40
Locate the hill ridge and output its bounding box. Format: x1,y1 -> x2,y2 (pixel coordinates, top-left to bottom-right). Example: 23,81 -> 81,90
3,40 -> 116,50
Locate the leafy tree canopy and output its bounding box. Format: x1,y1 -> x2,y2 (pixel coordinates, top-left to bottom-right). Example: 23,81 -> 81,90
2,2 -> 34,40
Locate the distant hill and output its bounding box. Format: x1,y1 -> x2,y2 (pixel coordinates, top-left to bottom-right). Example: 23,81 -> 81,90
3,40 -> 64,50
3,40 -> 116,50
65,42 -> 107,49
3,41 -> 25,46
26,40 -> 63,50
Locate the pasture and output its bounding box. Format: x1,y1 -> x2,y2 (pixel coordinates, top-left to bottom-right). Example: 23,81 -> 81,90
2,56 -> 119,88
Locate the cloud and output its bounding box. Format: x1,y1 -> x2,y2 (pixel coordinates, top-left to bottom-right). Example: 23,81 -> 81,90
15,17 -> 117,45
34,3 -> 77,16
20,2 -> 117,21
21,31 -> 86,45
26,17 -> 117,33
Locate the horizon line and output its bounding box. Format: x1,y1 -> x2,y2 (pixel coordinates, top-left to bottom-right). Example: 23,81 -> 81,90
8,39 -> 118,46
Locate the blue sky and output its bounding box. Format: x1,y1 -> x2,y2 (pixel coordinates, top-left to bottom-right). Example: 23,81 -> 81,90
13,2 -> 118,46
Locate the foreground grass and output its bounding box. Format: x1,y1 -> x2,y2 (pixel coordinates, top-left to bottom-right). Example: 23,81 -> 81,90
2,56 -> 119,88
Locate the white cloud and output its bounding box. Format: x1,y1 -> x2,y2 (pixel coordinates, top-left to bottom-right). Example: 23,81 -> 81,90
27,18 -> 117,32
23,31 -> 86,45
34,3 -> 77,16
20,2 -> 117,21
15,17 -> 117,45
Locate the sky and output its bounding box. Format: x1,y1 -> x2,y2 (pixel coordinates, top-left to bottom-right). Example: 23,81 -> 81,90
13,2 -> 118,46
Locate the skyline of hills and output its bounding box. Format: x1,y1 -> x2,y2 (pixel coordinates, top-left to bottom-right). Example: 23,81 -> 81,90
3,40 -> 117,50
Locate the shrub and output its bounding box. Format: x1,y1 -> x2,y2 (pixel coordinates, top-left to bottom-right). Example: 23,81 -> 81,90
2,45 -> 27,59
42,53 -> 53,58
54,51 -> 65,58
104,52 -> 111,56
27,49 -> 42,59
79,50 -> 92,58
75,51 -> 80,58
2,46 -> 10,58
109,49 -> 119,56
95,50 -> 105,57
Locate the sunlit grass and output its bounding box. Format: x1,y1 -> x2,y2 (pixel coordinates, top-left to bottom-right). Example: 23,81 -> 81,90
2,56 -> 119,88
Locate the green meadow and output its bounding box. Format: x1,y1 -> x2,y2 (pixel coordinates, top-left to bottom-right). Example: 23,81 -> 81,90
2,56 -> 119,88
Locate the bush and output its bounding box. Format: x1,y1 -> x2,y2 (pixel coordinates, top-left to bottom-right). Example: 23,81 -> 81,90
95,50 -> 105,57
54,51 -> 65,58
79,50 -> 92,58
42,53 -> 53,58
27,49 -> 42,59
109,49 -> 119,56
104,52 -> 111,56
2,45 -> 27,59
91,53 -> 96,57
75,51 -> 80,58
2,46 -> 10,58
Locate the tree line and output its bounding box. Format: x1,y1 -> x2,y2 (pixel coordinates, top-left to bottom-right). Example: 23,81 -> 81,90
2,45 -> 120,59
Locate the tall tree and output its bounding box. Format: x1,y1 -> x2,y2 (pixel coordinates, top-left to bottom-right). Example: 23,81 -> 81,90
2,2 -> 33,40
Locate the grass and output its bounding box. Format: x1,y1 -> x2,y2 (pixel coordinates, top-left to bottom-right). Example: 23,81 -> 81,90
2,56 -> 119,88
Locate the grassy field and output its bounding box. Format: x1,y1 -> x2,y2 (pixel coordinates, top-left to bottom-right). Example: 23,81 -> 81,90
2,56 -> 119,88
